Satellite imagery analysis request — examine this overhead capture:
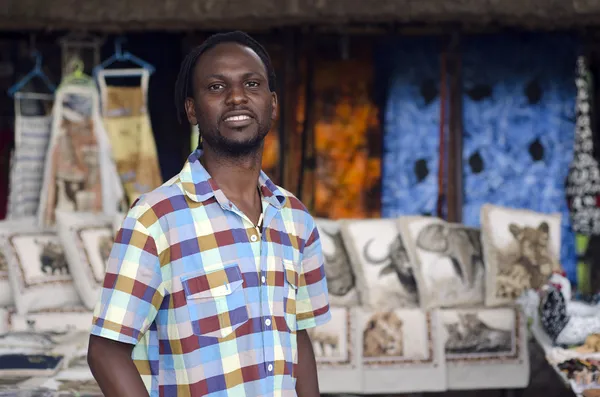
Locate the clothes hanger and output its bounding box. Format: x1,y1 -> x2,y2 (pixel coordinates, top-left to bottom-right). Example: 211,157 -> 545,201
93,37 -> 156,79
60,56 -> 94,87
7,50 -> 57,97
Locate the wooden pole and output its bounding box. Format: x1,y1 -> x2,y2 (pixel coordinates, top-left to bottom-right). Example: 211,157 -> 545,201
446,30 -> 464,223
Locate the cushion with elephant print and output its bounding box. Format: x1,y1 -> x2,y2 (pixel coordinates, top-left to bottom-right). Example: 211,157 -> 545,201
0,217 -> 81,314
398,216 -> 485,309
480,204 -> 562,307
56,210 -> 114,310
340,218 -> 419,311
315,218 -> 360,307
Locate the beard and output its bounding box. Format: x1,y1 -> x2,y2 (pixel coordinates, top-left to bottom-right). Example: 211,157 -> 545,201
198,117 -> 271,158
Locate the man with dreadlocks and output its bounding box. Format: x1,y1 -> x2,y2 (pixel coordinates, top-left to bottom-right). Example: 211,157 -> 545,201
87,31 -> 331,397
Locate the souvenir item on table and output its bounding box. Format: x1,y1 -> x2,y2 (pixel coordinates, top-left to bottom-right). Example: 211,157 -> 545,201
314,218 -> 360,307
398,216 -> 484,309
461,33 -> 577,282
0,218 -> 80,314
308,307 -> 361,394
0,331 -> 64,378
6,94 -> 53,220
97,69 -> 162,206
9,306 -> 92,334
357,308 -> 446,394
379,36 -> 442,218
340,218 -> 419,311
37,73 -> 124,227
311,58 -> 381,219
480,204 -> 563,306
539,284 -> 600,346
55,210 -> 113,310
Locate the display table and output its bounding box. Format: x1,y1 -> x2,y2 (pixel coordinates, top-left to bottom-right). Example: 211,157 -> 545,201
531,321 -> 600,396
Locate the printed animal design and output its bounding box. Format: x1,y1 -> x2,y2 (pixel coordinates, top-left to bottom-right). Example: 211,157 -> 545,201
321,228 -> 356,297
496,222 -> 559,298
307,328 -> 340,357
0,252 -> 7,273
363,234 -> 417,293
98,235 -> 114,265
445,312 -> 512,354
416,223 -> 482,288
363,311 -> 404,357
35,239 -> 69,275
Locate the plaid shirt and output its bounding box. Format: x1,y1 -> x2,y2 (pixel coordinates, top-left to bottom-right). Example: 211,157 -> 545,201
91,149 -> 331,397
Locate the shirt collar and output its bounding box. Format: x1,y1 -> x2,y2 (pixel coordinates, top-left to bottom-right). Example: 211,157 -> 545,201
179,149 -> 286,209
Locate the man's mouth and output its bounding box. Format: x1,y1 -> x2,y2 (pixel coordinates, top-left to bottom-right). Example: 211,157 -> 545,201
224,115 -> 252,122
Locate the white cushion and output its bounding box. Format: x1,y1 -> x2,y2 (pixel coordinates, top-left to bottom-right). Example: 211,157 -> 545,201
480,204 -> 562,307
55,210 -> 114,310
0,217 -> 81,314
397,216 -> 485,309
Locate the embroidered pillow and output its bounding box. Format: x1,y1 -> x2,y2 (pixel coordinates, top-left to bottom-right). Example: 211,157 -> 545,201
398,216 -> 485,309
56,210 -> 113,310
480,204 -> 562,306
0,218 -> 81,314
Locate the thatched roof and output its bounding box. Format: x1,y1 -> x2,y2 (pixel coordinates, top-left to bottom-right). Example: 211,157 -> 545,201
2,0 -> 600,32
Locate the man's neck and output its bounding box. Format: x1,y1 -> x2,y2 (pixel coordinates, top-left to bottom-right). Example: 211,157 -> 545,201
201,145 -> 263,203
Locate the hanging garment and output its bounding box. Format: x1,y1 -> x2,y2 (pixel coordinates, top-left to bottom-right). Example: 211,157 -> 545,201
98,71 -> 162,206
38,81 -> 124,227
460,32 -> 578,282
6,93 -> 53,219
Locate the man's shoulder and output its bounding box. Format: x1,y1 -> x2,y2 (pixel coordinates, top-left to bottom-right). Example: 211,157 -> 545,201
273,184 -> 318,232
125,175 -> 185,226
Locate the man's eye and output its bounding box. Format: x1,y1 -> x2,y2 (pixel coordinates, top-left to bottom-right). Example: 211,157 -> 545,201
209,84 -> 224,91
246,81 -> 259,88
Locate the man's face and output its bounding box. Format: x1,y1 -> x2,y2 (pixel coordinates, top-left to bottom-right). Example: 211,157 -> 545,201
185,42 -> 277,157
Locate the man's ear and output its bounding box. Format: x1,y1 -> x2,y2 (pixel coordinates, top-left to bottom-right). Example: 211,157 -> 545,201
185,97 -> 198,125
271,92 -> 278,121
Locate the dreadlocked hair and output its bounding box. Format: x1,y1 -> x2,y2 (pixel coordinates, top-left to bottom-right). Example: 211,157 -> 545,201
174,30 -> 277,124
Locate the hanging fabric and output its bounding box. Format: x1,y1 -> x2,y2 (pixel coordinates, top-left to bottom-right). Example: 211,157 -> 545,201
566,55 -> 600,235
6,92 -> 53,219
37,62 -> 124,227
566,54 -> 600,295
97,69 -> 162,206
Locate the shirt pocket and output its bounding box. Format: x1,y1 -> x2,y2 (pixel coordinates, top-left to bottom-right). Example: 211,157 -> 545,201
180,263 -> 249,339
282,259 -> 299,332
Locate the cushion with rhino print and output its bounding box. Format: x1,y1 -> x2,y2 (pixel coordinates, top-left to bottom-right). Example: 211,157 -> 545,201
56,211 -> 114,310
480,204 -> 563,307
0,217 -> 81,314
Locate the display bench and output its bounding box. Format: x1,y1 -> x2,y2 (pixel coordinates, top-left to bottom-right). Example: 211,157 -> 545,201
0,305 -> 530,395
314,306 -> 530,394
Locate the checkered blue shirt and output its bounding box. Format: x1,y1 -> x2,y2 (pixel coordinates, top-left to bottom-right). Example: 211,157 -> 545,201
91,149 -> 331,397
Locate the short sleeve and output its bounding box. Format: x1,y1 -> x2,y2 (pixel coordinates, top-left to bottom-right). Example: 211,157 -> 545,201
91,204 -> 165,345
296,217 -> 331,331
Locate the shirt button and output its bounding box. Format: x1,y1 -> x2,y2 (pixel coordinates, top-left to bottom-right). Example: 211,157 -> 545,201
265,319 -> 271,326
261,276 -> 266,284
250,234 -> 258,242
267,364 -> 273,372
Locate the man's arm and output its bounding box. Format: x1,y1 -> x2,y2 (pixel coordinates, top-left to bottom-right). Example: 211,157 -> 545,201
295,329 -> 320,397
294,216 -> 332,396
87,205 -> 164,397
88,336 -> 149,397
